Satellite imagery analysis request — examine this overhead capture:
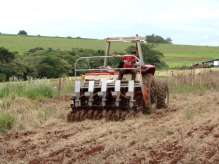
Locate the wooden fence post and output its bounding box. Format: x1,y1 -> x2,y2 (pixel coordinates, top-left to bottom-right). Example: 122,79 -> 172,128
58,78 -> 62,96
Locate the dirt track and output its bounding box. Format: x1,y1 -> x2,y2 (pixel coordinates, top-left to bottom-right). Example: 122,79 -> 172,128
0,92 -> 219,164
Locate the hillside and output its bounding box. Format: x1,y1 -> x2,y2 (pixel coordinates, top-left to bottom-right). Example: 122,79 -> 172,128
1,34 -> 219,67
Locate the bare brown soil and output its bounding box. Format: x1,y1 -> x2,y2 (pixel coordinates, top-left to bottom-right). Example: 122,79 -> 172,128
0,92 -> 219,164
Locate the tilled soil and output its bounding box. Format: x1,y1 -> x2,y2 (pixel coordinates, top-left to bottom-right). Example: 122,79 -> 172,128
0,92 -> 219,164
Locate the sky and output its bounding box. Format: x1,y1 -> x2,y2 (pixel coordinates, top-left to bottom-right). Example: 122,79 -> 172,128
0,0 -> 219,45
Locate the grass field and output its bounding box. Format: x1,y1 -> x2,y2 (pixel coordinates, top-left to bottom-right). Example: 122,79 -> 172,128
1,34 -> 219,67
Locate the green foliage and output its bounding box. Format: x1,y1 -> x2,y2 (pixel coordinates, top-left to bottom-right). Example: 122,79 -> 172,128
0,47 -> 15,63
0,47 -> 19,81
0,47 -> 27,81
24,47 -> 104,78
146,34 -> 172,44
126,44 -> 168,69
0,43 -> 167,80
0,46 -> 105,81
0,73 -> 7,81
37,56 -> 71,78
0,113 -> 15,133
18,30 -> 28,36
141,44 -> 168,68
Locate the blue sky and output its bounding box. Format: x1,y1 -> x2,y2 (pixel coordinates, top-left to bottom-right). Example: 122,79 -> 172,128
1,0 -> 219,45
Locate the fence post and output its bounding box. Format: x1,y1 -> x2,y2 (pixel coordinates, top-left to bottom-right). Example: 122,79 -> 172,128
191,68 -> 194,86
58,78 -> 62,97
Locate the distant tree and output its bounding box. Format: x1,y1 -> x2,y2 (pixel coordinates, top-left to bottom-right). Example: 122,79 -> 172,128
7,57 -> 28,80
0,47 -> 15,63
37,56 -> 71,78
0,47 -> 27,81
166,37 -> 172,43
18,30 -> 28,36
0,64 -> 13,81
146,34 -> 172,44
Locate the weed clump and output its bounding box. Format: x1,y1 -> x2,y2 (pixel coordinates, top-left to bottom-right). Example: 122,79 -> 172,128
0,113 -> 15,133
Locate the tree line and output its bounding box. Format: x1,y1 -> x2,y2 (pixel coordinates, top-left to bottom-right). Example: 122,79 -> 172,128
15,30 -> 173,44
0,44 -> 167,82
146,34 -> 172,44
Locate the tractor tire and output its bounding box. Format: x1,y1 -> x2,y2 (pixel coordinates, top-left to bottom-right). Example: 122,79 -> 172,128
150,80 -> 157,105
156,81 -> 169,109
142,73 -> 156,113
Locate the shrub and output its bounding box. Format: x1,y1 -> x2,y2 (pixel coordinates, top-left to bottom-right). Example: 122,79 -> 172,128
0,113 -> 15,133
0,47 -> 15,63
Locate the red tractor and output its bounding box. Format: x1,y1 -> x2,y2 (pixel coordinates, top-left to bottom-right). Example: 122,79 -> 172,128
67,36 -> 169,121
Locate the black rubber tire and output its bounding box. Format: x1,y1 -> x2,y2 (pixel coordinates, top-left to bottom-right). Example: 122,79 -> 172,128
150,79 -> 157,105
156,81 -> 169,109
142,74 -> 155,113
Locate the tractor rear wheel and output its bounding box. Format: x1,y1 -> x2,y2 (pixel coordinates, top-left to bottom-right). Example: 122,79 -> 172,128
156,81 -> 169,109
142,74 -> 156,113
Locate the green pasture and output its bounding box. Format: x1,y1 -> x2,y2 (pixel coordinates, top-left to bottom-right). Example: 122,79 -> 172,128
157,44 -> 219,67
1,34 -> 219,68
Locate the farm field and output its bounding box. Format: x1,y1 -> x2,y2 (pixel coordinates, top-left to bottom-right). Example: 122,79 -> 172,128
0,90 -> 219,163
1,34 -> 219,67
0,70 -> 219,163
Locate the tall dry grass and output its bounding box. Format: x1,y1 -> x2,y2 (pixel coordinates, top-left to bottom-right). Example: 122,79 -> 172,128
0,78 -> 74,133
0,97 -> 68,132
165,69 -> 219,94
